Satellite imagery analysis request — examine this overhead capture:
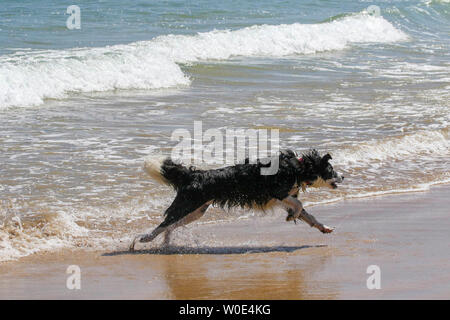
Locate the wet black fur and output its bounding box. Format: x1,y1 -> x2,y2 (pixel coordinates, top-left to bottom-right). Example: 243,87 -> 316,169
157,149 -> 339,228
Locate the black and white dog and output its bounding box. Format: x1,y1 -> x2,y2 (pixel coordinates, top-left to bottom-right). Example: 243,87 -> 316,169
129,149 -> 344,251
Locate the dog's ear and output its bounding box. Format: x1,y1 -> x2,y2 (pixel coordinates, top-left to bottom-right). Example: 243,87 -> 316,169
321,153 -> 332,166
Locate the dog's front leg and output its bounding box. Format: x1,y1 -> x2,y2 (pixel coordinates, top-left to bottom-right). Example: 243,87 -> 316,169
282,196 -> 334,234
298,208 -> 334,234
281,196 -> 303,223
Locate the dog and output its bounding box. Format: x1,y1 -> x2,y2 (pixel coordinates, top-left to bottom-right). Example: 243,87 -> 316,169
129,149 -> 344,251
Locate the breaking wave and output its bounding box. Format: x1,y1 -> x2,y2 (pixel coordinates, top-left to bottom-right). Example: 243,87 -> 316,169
0,13 -> 408,109
334,128 -> 449,165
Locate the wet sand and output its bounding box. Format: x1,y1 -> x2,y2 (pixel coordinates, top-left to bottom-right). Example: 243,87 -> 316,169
1,184 -> 449,299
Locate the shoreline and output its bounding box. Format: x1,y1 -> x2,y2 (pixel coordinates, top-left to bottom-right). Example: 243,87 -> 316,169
1,184 -> 449,299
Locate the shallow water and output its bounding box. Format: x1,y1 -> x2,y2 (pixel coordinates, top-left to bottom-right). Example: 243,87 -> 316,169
0,0 -> 449,262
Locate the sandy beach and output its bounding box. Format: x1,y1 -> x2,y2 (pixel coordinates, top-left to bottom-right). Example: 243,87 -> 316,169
1,184 -> 449,300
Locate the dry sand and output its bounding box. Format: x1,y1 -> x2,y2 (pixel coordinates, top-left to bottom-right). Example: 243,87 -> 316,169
1,184 -> 449,299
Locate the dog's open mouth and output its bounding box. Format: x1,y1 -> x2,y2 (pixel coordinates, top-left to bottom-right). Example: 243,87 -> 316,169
330,182 -> 338,189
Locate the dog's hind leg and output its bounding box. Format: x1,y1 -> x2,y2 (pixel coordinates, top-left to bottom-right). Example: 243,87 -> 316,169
163,229 -> 172,247
129,225 -> 167,251
161,201 -> 211,246
129,194 -> 188,251
129,197 -> 210,251
281,196 -> 334,234
161,202 -> 210,246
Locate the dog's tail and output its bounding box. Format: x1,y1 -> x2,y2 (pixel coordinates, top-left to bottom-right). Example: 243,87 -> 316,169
143,157 -> 192,191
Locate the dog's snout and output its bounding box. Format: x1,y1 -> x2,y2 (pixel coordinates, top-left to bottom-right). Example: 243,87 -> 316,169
341,176 -> 344,181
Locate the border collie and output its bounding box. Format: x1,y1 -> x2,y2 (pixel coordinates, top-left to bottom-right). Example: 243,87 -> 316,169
129,149 -> 344,251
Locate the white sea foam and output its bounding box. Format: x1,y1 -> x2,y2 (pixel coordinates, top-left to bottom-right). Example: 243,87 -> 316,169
334,128 -> 449,165
0,204 -> 89,262
0,14 -> 408,109
423,0 -> 450,5
0,192 -> 171,262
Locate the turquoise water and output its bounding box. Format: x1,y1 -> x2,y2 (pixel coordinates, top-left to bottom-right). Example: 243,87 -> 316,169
1,0 -> 448,53
0,0 -> 449,108
0,0 -> 449,261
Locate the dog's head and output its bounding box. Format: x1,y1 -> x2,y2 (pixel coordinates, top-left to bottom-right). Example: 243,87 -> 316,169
299,150 -> 344,190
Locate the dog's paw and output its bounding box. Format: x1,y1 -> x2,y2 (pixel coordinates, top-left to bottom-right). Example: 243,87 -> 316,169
321,225 -> 334,234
